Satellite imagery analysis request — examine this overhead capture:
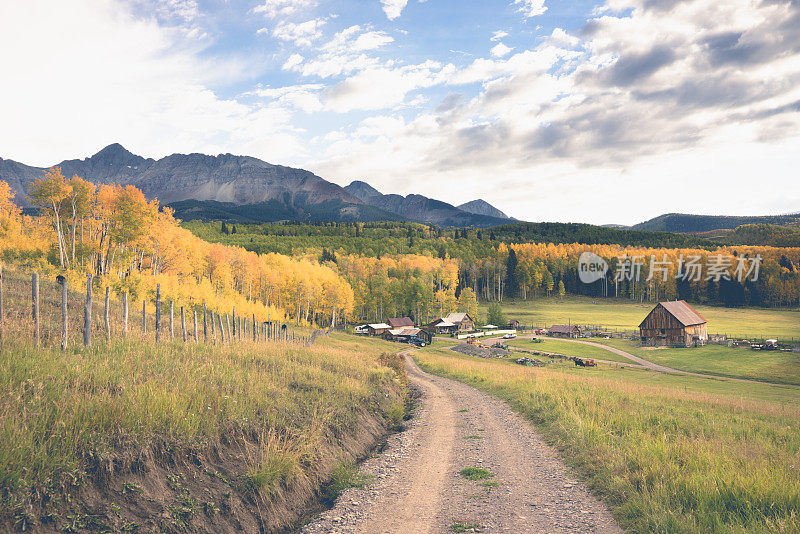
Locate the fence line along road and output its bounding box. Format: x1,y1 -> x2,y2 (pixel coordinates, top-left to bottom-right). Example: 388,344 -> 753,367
0,265 -> 327,352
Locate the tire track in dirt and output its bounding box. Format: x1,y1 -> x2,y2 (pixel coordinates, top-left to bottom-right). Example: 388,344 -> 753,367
301,352 -> 621,534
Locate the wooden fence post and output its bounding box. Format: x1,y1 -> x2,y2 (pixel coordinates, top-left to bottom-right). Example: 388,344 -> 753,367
253,314 -> 256,342
225,314 -> 231,342
142,301 -> 146,337
181,306 -> 187,342
0,264 -> 4,337
32,273 -> 39,348
220,314 -> 227,343
210,310 -> 216,344
232,306 -> 236,340
155,284 -> 161,342
122,292 -> 128,338
203,302 -> 208,343
193,310 -> 198,343
84,274 -> 92,347
60,277 -> 67,352
170,301 -> 174,340
104,287 -> 110,342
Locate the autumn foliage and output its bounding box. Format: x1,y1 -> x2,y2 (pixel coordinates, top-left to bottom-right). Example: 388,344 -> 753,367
1,170 -> 354,324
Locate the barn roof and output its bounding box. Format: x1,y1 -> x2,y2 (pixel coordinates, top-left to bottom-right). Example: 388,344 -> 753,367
368,323 -> 391,330
388,317 -> 415,328
444,312 -> 471,323
641,301 -> 706,327
549,324 -> 579,334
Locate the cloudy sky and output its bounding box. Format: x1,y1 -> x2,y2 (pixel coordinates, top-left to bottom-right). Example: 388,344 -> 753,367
1,0 -> 799,224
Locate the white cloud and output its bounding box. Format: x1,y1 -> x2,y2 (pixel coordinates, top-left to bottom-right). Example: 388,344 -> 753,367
380,0 -> 409,20
269,18 -> 327,47
491,30 -> 509,42
490,42 -> 513,57
252,0 -> 315,18
284,26 -> 394,78
514,0 -> 547,18
250,84 -> 324,113
310,0 -> 800,223
0,0 -> 306,166
324,60 -> 448,112
282,53 -> 305,70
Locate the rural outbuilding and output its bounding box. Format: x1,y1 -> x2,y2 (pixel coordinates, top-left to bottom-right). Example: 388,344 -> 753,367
388,317 -> 415,329
548,324 -> 581,338
427,319 -> 457,334
365,323 -> 391,336
639,300 -> 708,347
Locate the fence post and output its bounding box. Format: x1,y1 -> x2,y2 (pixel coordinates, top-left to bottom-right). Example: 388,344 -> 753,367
32,273 -> 39,348
193,310 -> 198,343
0,264 -> 3,338
142,301 -> 146,337
181,306 -> 187,342
60,277 -> 67,352
104,287 -> 110,342
122,292 -> 128,338
253,314 -> 256,342
155,284 -> 161,342
203,302 -> 208,343
170,301 -> 174,340
84,274 -> 92,347
210,310 -> 216,344
232,306 -> 236,340
221,314 -> 227,343
226,314 -> 231,342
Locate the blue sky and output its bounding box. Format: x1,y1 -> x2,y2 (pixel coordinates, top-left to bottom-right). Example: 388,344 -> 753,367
2,0 -> 800,224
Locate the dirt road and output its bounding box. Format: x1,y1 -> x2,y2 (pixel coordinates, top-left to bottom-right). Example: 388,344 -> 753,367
301,355 -> 621,534
516,334 -> 800,388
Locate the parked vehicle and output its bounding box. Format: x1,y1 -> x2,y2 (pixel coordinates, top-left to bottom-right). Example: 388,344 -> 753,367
502,333 -> 517,339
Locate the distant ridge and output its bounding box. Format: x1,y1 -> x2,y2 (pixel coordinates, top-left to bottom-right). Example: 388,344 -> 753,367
457,199 -> 510,220
343,181 -> 511,228
632,212 -> 800,233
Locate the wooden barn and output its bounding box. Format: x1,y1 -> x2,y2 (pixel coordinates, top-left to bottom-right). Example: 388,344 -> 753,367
548,324 -> 581,338
388,317 -> 415,329
365,323 -> 391,336
639,300 -> 708,347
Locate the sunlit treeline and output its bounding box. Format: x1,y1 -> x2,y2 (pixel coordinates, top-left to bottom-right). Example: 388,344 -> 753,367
0,170 -> 353,323
503,242 -> 800,307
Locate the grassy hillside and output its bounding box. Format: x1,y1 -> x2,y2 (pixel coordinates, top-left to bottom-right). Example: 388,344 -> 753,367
596,339 -> 800,386
414,347 -> 800,533
0,324 -> 407,532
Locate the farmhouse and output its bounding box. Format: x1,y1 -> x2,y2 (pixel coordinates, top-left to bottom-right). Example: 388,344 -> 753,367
427,313 -> 475,334
548,324 -> 581,338
639,300 -> 708,347
443,312 -> 475,332
388,317 -> 415,329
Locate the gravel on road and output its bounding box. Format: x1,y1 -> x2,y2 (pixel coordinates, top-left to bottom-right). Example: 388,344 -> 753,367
301,353 -> 621,534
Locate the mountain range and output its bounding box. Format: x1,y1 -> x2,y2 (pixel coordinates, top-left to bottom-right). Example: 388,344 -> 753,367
0,144 -> 512,227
